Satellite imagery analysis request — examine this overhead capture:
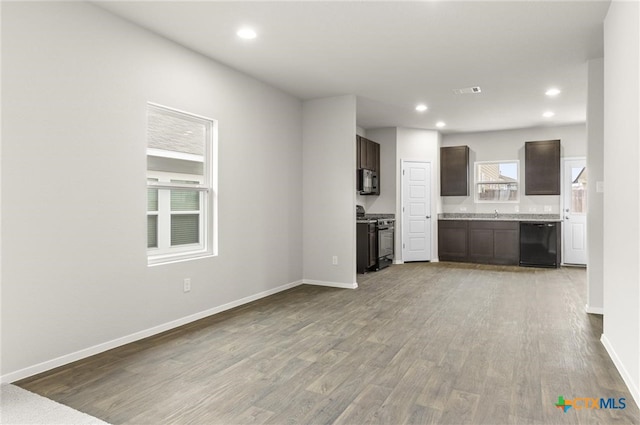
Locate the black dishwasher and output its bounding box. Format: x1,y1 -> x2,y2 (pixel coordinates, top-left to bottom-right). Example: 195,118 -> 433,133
519,222 -> 561,268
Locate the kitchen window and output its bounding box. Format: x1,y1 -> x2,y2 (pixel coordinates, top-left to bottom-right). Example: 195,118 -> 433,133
475,160 -> 519,202
147,103 -> 217,265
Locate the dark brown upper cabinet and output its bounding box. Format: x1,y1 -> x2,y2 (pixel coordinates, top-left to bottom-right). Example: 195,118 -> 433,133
525,140 -> 560,195
356,136 -> 381,195
440,145 -> 469,196
357,136 -> 380,172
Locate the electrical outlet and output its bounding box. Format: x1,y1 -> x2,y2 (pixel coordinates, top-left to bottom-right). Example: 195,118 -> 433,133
529,207 -> 537,212
514,205 -> 519,212
460,207 -> 467,212
544,205 -> 552,212
332,256 -> 338,265
183,278 -> 191,293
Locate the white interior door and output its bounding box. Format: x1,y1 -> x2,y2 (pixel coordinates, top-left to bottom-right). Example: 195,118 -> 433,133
402,161 -> 431,262
563,158 -> 587,265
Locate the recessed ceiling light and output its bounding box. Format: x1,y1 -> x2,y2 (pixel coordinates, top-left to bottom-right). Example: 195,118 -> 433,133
237,27 -> 257,40
415,104 -> 428,112
545,88 -> 561,97
436,121 -> 446,128
543,111 -> 555,118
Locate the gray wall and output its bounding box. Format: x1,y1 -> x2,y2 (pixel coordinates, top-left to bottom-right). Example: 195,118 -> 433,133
587,58 -> 605,314
602,0 -> 640,406
302,96 -> 357,288
1,2 -> 303,379
441,124 -> 586,215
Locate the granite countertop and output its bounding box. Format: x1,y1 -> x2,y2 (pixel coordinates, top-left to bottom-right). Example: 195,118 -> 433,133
363,213 -> 395,219
357,213 -> 395,224
356,219 -> 377,224
438,213 -> 561,222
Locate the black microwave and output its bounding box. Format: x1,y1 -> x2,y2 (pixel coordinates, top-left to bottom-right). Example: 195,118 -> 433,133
358,168 -> 378,195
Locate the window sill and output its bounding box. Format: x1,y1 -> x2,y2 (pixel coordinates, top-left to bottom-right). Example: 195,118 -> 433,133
148,251 -> 216,267
474,200 -> 520,204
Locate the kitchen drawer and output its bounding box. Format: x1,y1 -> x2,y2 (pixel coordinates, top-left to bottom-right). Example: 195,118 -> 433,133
469,220 -> 519,230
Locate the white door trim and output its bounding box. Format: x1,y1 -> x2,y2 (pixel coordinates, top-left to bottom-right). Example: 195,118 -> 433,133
400,159 -> 432,262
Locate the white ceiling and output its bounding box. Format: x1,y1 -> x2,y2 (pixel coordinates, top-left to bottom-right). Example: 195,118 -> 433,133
95,0 -> 610,134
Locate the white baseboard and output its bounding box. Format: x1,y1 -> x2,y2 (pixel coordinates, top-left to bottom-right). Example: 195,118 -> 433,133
585,304 -> 604,315
1,279 -> 304,384
303,279 -> 358,289
601,333 -> 640,410
393,259 -> 438,264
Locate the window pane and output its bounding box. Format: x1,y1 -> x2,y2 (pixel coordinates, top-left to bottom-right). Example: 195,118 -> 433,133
147,178 -> 158,211
148,188 -> 158,211
147,215 -> 158,248
147,105 -> 206,178
571,166 -> 587,214
171,189 -> 199,211
171,214 -> 199,246
148,107 -> 205,156
477,162 -> 518,183
477,183 -> 518,201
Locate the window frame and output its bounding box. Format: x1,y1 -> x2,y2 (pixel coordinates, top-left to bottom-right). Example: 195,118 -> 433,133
474,160 -> 520,203
146,103 -> 218,266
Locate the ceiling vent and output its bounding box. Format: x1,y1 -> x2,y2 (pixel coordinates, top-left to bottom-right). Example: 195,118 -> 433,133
453,86 -> 482,95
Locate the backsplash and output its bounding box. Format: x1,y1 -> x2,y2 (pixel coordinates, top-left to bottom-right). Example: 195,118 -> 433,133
439,212 -> 561,221
441,195 -> 561,215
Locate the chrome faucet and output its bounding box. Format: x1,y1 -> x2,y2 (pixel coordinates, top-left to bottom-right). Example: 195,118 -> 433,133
494,209 -> 499,218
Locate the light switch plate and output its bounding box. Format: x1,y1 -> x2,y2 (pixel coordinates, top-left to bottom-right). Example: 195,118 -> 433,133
597,181 -> 604,193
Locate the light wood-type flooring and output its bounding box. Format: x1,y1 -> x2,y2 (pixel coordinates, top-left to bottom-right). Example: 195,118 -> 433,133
17,262 -> 640,424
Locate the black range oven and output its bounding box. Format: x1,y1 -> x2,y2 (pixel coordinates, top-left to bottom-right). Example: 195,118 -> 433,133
356,206 -> 395,272
376,218 -> 395,270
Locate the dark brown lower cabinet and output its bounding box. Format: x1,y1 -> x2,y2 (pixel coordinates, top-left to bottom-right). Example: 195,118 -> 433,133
494,228 -> 520,264
468,221 -> 519,265
357,222 -> 377,273
439,220 -> 519,265
438,220 -> 468,262
468,225 -> 494,263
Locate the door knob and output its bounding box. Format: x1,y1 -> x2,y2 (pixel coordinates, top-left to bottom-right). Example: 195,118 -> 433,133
426,215 -> 431,219
565,216 -> 570,220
